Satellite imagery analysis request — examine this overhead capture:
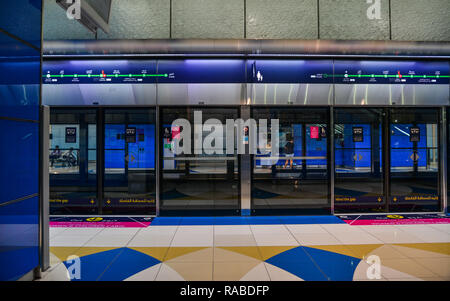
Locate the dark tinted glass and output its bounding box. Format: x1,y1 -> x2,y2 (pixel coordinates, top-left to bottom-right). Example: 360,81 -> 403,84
334,108 -> 385,213
103,109 -> 156,215
49,109 -> 98,214
160,107 -> 240,215
389,108 -> 441,212
251,107 -> 330,215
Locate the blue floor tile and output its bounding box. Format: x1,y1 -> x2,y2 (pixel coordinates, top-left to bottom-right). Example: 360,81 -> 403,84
265,246 -> 328,281
64,248 -> 124,281
302,246 -> 360,281
98,248 -> 160,281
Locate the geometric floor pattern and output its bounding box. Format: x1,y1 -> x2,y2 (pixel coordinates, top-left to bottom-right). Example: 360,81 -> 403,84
40,221 -> 450,281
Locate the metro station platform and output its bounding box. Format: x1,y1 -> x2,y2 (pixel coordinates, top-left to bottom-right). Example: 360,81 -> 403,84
40,215 -> 450,281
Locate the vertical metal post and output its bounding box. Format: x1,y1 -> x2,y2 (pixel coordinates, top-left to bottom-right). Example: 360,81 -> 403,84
39,105 -> 50,272
241,105 -> 251,215
330,106 -> 335,215
155,106 -> 160,216
383,108 -> 390,213
441,107 -> 447,213
97,108 -> 104,214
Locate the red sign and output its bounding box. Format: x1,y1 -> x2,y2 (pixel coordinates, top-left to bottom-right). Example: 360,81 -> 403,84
310,126 -> 319,139
172,126 -> 181,139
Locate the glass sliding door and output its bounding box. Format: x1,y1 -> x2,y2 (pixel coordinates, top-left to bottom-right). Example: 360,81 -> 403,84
334,108 -> 385,213
159,107 -> 240,215
49,109 -> 98,214
103,109 -> 156,215
389,108 -> 441,212
251,107 -> 330,214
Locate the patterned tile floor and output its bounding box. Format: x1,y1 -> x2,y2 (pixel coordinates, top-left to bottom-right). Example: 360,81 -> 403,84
39,217 -> 450,281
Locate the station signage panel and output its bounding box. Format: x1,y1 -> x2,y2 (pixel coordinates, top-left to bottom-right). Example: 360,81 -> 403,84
125,127 -> 136,143
352,127 -> 364,142
43,60 -> 449,85
43,60 -> 160,84
65,127 -> 77,143
409,127 -> 420,142
247,60 -> 334,83
334,61 -> 450,85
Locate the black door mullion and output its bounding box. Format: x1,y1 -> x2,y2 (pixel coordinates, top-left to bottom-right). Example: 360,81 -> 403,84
97,108 -> 105,215
383,108 -> 390,213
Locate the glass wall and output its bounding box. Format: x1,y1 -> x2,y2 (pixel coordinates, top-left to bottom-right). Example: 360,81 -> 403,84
103,109 -> 156,215
49,110 -> 98,214
389,108 -> 441,212
251,107 -> 330,214
43,59 -> 449,216
334,108 -> 385,213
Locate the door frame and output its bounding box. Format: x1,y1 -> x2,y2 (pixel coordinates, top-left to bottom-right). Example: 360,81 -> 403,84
333,105 -> 446,215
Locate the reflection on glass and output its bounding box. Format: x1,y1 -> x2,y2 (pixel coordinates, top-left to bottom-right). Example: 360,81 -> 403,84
160,107 -> 240,215
334,108 -> 384,213
49,110 -> 97,214
252,108 -> 330,214
390,108 -> 440,212
103,109 -> 156,215
49,124 -> 80,174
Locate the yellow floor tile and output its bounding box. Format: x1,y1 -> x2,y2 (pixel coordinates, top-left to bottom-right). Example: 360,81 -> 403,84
50,247 -> 81,262
216,246 -> 263,261
165,247 -> 213,262
381,258 -> 439,279
165,261 -> 213,281
394,243 -> 450,257
50,246 -> 119,261
337,244 -> 385,259
74,247 -> 120,258
348,244 -> 406,260
412,257 -> 450,279
128,247 -> 169,262
258,246 -> 298,261
306,245 -> 360,258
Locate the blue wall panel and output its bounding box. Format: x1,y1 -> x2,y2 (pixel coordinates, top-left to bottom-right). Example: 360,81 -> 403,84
0,196 -> 39,281
0,120 -> 39,204
0,0 -> 41,281
0,0 -> 42,48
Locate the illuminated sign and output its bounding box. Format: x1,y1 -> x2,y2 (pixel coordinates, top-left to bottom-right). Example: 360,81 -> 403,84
65,127 -> 77,143
352,127 -> 364,142
410,127 -> 420,142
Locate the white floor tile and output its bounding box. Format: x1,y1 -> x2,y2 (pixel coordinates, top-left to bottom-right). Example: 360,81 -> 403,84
127,226 -> 177,247
359,225 -> 425,244
329,231 -> 383,245
49,228 -> 67,239
124,264 -> 162,281
285,224 -> 330,234
291,233 -> 342,245
170,226 -> 214,247
250,225 -> 299,246
83,228 -> 141,247
51,235 -> 95,247
393,225 -> 450,243
429,224 -> 450,234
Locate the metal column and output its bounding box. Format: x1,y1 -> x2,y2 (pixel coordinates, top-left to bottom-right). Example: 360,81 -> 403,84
441,107 -> 447,213
155,106 -> 161,216
240,105 -> 251,215
330,107 -> 335,215
97,108 -> 105,214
